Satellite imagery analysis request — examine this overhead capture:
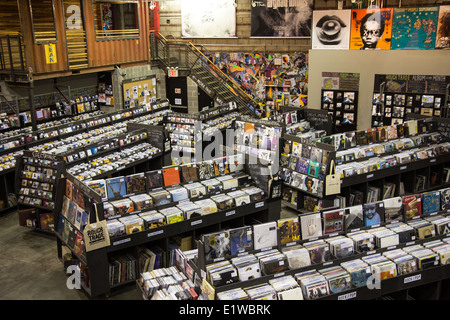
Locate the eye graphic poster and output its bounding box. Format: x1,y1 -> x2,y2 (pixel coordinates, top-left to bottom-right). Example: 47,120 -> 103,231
312,10 -> 351,49
349,8 -> 393,50
391,7 -> 439,50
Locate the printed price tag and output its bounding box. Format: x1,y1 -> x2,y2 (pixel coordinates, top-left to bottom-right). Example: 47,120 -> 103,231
147,230 -> 164,238
338,292 -> 357,300
191,219 -> 202,227
255,201 -> 264,208
113,238 -> 131,246
226,210 -> 236,217
404,274 -> 421,284
367,174 -> 374,179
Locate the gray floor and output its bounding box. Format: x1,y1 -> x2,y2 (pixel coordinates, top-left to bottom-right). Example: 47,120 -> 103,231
0,206 -> 297,300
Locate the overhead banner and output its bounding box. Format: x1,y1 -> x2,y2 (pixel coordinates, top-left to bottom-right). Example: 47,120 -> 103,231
181,0 -> 236,38
251,0 -> 314,37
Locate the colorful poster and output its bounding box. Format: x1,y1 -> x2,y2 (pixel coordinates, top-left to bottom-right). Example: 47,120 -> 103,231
350,8 -> 393,50
391,7 -> 439,50
181,0 -> 236,38
312,10 -> 351,49
436,5 -> 450,49
251,0 -> 314,37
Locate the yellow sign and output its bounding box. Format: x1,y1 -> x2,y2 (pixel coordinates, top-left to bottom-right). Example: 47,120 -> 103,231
44,44 -> 57,64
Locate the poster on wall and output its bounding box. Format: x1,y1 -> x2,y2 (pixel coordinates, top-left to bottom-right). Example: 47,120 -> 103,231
391,7 -> 439,50
181,0 -> 236,38
311,10 -> 351,49
251,0 -> 314,37
436,5 -> 450,49
349,8 -> 393,50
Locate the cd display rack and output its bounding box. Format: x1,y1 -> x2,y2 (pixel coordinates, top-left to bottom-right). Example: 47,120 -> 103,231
186,186 -> 450,300
54,155 -> 282,298
15,150 -> 66,233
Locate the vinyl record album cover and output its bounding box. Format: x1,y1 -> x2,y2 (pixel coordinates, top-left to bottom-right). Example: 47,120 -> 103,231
146,170 -> 163,189
229,226 -> 254,255
253,221 -> 278,250
322,209 -> 344,234
435,5 -> 450,49
350,8 -> 393,50
391,6 -> 439,50
403,194 -> 422,218
363,201 -> 385,226
300,212 -> 323,240
422,190 -> 440,215
278,217 -> 301,245
203,231 -> 231,261
162,166 -> 181,187
106,177 -> 126,200
312,10 -> 351,49
125,173 -> 146,194
180,164 -> 199,183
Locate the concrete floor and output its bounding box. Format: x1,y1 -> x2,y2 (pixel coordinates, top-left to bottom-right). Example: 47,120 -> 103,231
0,206 -> 297,300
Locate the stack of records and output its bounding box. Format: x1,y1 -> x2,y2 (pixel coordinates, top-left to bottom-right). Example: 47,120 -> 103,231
149,189 -> 172,206
257,249 -> 289,276
326,236 -> 354,259
303,240 -> 332,264
176,201 -> 203,219
367,227 -> 400,248
243,283 -> 277,300
347,231 -> 376,253
425,240 -> 450,265
167,186 -> 189,202
205,260 -> 238,287
386,223 -> 416,243
425,215 -> 450,235
295,270 -> 330,300
319,266 -> 352,294
118,215 -> 145,234
281,245 -> 311,269
340,259 -> 371,287
362,254 -> 397,281
159,207 -> 184,225
139,211 -> 166,229
230,254 -> 261,282
268,275 -> 303,300
407,219 -> 436,240
382,249 -> 417,276
216,288 -> 248,300
193,198 -> 217,215
404,246 -> 439,269
129,194 -> 153,211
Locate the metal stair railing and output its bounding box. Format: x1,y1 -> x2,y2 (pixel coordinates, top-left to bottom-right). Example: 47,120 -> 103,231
150,31 -> 261,117
0,34 -> 26,82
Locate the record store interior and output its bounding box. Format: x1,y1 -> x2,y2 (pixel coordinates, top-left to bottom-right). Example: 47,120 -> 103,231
0,0 -> 450,302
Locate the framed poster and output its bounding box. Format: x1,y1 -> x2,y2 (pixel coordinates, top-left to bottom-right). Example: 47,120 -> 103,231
391,7 -> 439,50
251,0 -> 313,37
349,8 -> 393,50
311,10 -> 351,49
436,5 -> 450,49
181,0 -> 236,38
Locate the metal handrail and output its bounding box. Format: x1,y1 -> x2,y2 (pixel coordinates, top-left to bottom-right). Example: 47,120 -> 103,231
150,31 -> 260,116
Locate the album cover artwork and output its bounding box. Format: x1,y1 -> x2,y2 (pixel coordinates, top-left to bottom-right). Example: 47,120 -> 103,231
180,164 -> 199,183
278,217 -> 301,245
146,170 -> 163,189
422,191 -> 440,215
296,157 -> 310,175
229,226 -> 254,255
363,201 -> 385,226
65,180 -> 73,200
441,188 -> 450,211
203,231 -> 231,262
322,209 -> 344,234
383,197 -> 404,222
435,5 -> 450,49
312,9 -> 351,49
86,179 -> 107,201
349,8 -> 393,50
162,166 -> 181,187
403,194 -> 422,219
125,173 -> 146,194
106,177 -> 126,200
300,212 -> 323,240
253,221 -> 278,250
198,161 -> 215,180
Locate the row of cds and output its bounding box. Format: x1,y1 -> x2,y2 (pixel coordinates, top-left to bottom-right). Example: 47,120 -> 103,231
214,237 -> 450,300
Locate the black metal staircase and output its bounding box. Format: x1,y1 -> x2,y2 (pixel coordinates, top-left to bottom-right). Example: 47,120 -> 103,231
150,32 -> 261,117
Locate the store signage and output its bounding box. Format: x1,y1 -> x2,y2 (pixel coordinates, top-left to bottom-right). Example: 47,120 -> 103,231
44,44 -> 57,64
168,68 -> 178,77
